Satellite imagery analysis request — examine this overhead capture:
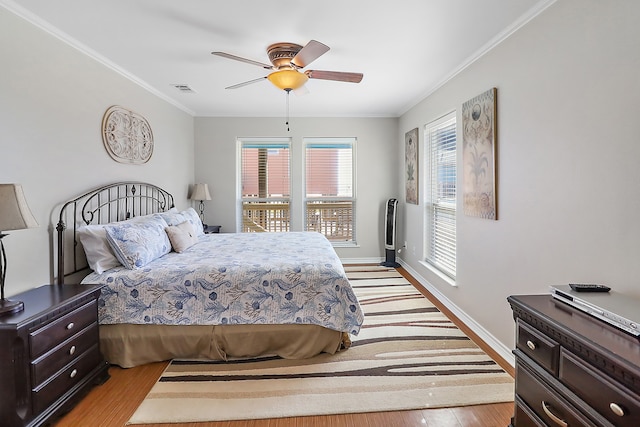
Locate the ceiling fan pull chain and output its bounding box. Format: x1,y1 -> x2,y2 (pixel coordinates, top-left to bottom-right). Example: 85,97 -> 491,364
285,89 -> 291,132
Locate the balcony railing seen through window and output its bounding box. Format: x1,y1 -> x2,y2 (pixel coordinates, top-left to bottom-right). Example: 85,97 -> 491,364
241,201 -> 353,242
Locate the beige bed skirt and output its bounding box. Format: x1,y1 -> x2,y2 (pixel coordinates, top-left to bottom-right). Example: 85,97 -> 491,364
100,323 -> 349,368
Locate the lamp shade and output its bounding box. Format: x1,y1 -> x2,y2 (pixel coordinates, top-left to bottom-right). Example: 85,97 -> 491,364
190,183 -> 211,201
267,69 -> 309,91
0,184 -> 38,231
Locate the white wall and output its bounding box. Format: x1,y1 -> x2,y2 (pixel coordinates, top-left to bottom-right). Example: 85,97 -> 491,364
0,8 -> 195,295
6,0 -> 638,366
194,117 -> 398,260
398,0 -> 640,355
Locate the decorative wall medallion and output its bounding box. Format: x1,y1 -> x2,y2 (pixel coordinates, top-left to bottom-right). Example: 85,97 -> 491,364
101,105 -> 154,164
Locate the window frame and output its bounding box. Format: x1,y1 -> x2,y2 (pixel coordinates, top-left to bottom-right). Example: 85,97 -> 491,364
304,137 -> 357,247
424,112 -> 457,279
237,137 -> 292,233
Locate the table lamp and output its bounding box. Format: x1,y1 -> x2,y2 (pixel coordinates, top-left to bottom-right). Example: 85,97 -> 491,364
0,184 -> 38,317
189,183 -> 211,228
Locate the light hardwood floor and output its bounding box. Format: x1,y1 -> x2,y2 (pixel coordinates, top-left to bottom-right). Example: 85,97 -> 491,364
53,267 -> 515,427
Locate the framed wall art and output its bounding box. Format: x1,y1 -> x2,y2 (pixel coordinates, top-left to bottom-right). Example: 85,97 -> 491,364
101,105 -> 154,164
462,88 -> 497,219
405,127 -> 419,204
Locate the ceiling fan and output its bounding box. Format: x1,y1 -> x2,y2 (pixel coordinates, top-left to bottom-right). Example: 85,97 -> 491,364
212,40 -> 363,91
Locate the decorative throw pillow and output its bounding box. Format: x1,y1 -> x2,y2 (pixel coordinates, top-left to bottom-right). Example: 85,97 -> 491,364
105,215 -> 171,269
165,221 -> 199,253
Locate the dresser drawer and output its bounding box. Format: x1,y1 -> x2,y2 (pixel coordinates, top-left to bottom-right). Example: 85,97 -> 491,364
516,319 -> 559,375
559,349 -> 640,427
514,396 -> 546,427
32,345 -> 102,414
516,360 -> 599,427
31,322 -> 99,387
29,300 -> 97,358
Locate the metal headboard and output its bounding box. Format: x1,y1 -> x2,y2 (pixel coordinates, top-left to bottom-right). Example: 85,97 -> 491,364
56,182 -> 175,284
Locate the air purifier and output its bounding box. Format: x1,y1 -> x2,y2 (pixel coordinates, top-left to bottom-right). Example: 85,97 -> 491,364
381,198 -> 400,267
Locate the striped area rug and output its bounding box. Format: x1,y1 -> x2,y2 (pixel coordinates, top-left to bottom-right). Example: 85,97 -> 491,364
128,266 -> 513,424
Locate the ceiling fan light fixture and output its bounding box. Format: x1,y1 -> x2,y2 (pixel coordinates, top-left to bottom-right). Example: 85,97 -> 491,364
267,69 -> 308,91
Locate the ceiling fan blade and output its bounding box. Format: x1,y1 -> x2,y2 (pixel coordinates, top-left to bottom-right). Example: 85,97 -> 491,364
293,85 -> 310,96
291,40 -> 329,68
305,70 -> 363,83
212,51 -> 273,69
225,76 -> 267,89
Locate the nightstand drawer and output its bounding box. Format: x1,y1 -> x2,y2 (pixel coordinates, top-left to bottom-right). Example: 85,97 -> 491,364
31,322 -> 99,387
30,299 -> 97,358
560,349 -> 640,426
516,319 -> 559,375
516,361 -> 599,427
32,345 -> 102,414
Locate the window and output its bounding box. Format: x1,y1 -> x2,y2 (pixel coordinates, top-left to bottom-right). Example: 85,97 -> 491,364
239,138 -> 291,232
424,112 -> 457,278
305,138 -> 356,245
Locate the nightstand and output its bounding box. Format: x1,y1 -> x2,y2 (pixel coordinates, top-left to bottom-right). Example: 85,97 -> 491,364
204,225 -> 221,233
0,284 -> 110,427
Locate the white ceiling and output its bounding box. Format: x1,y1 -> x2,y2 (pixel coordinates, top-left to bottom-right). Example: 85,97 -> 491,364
3,0 -> 552,117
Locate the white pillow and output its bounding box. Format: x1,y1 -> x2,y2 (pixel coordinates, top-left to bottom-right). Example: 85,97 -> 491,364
77,225 -> 121,274
165,221 -> 199,253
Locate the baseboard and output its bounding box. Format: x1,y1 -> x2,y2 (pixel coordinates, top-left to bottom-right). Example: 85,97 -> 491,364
339,257 -> 384,265
397,260 -> 515,369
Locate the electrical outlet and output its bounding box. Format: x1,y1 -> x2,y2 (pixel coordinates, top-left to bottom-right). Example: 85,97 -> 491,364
403,241 -> 407,248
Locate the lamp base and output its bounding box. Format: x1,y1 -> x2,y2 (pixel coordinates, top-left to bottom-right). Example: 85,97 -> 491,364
0,298 -> 24,317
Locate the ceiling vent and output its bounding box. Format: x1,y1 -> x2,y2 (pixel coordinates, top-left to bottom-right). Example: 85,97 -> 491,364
172,84 -> 195,93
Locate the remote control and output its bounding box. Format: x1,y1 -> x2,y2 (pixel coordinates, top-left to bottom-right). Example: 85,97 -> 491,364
569,283 -> 611,292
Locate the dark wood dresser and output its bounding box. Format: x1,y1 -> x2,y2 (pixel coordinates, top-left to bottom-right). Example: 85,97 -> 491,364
508,295 -> 640,426
0,284 -> 109,427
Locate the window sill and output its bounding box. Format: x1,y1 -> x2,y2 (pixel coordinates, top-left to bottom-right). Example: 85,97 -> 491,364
419,260 -> 457,287
331,241 -> 359,248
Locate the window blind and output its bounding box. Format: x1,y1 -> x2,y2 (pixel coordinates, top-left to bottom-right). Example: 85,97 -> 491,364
426,113 -> 457,278
240,141 -> 290,199
305,141 -> 353,198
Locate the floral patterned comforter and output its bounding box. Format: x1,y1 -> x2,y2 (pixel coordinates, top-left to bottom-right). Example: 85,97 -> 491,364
81,232 -> 363,335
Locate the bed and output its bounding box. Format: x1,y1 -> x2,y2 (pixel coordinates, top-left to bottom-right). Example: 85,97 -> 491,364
56,182 -> 363,368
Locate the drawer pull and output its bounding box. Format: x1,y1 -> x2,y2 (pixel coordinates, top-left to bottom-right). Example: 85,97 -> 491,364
542,401 -> 568,427
66,322 -> 75,330
609,402 -> 626,417
69,345 -> 76,355
70,369 -> 78,378
526,340 -> 537,350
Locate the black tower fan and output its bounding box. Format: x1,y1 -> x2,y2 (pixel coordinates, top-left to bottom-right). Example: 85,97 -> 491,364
381,198 -> 400,267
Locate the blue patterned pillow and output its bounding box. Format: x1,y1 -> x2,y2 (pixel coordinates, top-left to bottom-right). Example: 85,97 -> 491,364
105,215 -> 171,269
159,207 -> 204,237
180,208 -> 205,236
158,208 -> 185,226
